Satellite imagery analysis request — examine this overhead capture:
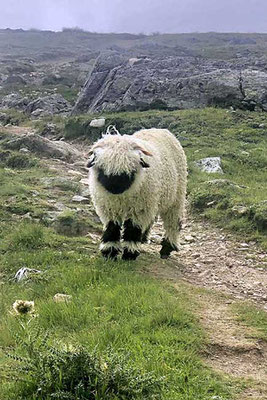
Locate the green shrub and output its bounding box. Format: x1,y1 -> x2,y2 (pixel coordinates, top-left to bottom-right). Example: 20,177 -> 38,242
250,201 -> 267,231
0,151 -> 37,169
4,326 -> 163,400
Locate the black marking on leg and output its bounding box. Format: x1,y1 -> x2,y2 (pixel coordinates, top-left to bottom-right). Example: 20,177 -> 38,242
122,219 -> 142,261
141,225 -> 151,243
160,238 -> 178,259
102,221 -> 121,243
122,248 -> 140,261
123,219 -> 142,242
178,219 -> 182,231
101,246 -> 120,260
101,221 -> 121,260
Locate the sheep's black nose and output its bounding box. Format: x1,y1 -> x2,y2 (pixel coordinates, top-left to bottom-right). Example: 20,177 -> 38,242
97,168 -> 136,194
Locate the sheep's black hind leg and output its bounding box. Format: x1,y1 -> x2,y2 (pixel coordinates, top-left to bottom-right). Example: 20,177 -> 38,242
100,221 -> 121,260
160,238 -> 178,259
122,219 -> 142,260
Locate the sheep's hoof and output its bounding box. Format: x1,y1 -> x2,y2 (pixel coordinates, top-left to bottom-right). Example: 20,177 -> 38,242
122,249 -> 140,261
101,247 -> 119,260
160,254 -> 169,259
160,239 -> 177,259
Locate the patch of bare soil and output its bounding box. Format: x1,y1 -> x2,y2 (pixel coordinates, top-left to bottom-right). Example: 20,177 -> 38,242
145,218 -> 267,306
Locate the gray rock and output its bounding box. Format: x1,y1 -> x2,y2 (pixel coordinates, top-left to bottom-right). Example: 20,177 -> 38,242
231,205 -> 249,215
0,93 -> 30,110
19,147 -> 30,153
72,51 -> 267,113
89,118 -> 106,128
4,134 -> 81,162
72,195 -> 90,203
26,94 -> 71,116
195,157 -> 223,173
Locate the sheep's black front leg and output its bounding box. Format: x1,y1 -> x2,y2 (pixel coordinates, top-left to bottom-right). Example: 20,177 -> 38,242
122,219 -> 142,260
100,221 -> 121,260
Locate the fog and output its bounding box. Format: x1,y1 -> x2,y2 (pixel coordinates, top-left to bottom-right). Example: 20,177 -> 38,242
1,0 -> 267,33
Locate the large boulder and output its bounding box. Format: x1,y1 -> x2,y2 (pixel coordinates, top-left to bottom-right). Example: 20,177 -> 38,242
72,51 -> 267,113
3,134 -> 81,162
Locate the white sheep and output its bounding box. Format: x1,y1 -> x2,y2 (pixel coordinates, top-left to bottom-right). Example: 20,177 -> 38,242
87,128 -> 187,260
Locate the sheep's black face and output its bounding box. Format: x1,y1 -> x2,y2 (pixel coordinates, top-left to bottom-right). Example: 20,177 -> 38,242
97,168 -> 136,194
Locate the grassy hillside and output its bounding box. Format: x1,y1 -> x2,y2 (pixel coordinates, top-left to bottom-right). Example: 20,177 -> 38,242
64,107 -> 267,249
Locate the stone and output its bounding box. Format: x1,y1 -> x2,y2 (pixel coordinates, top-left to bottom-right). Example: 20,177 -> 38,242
231,205 -> 249,215
195,157 -> 223,173
0,93 -> 30,110
89,118 -> 105,128
26,94 -> 71,116
19,147 -> 30,153
4,134 -> 81,162
53,293 -> 72,303
184,235 -> 195,242
72,195 -> 90,203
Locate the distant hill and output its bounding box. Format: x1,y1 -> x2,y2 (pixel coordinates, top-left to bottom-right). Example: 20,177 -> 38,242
1,29 -> 267,113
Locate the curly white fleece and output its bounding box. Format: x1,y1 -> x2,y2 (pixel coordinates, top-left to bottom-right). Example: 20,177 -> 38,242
88,128 -> 187,248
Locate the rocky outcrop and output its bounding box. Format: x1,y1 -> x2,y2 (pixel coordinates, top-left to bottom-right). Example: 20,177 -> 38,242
3,134 -> 81,162
72,51 -> 267,113
25,94 -> 71,116
0,93 -> 71,117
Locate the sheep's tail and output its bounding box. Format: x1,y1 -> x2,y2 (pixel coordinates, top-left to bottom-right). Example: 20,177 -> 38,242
105,125 -> 121,136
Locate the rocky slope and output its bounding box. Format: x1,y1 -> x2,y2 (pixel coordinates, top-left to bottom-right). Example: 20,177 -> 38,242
1,30 -> 267,116
72,51 -> 267,113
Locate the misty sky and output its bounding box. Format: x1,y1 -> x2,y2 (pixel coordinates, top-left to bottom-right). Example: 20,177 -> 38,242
1,0 -> 267,33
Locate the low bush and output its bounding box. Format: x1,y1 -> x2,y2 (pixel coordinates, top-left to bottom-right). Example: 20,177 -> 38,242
4,325 -> 163,400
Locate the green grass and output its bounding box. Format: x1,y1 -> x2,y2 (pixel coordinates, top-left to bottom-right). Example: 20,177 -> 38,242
232,302 -> 267,341
64,107 -> 267,248
0,227 -> 231,399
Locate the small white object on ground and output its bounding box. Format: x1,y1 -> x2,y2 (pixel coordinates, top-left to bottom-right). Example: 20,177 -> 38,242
89,118 -> 105,128
195,157 -> 223,173
72,195 -> 90,203
53,293 -> 72,303
14,267 -> 42,282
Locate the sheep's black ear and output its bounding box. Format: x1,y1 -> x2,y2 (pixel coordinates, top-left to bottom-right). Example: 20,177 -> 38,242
140,158 -> 150,168
87,155 -> 95,168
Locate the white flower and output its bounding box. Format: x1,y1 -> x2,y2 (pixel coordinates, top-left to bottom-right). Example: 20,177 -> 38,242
12,300 -> 35,315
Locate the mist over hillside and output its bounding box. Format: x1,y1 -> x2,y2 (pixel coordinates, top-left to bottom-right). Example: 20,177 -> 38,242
1,29 -> 267,115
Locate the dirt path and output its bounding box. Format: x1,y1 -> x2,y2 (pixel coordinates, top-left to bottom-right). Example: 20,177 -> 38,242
146,218 -> 267,305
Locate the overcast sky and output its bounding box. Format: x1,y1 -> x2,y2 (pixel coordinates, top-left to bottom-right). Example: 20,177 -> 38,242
1,0 -> 267,33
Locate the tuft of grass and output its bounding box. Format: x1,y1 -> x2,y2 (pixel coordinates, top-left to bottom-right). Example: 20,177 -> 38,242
232,302 -> 267,341
5,223 -> 45,250
4,153 -> 37,169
